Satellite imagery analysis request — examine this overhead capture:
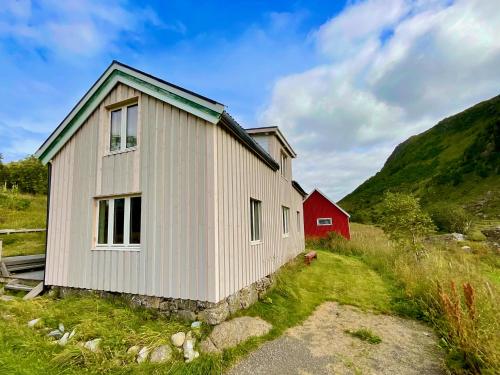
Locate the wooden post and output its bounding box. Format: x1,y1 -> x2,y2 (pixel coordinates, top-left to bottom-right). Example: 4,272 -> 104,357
0,240 -> 10,277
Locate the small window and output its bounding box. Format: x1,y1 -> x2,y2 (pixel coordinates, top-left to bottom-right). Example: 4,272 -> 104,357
317,218 -> 332,226
296,211 -> 301,231
282,206 -> 290,236
110,104 -> 138,152
95,195 -> 141,249
250,198 -> 262,242
280,152 -> 288,177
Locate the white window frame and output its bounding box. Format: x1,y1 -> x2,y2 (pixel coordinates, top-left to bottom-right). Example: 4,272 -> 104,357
282,206 -> 290,237
94,195 -> 141,251
109,102 -> 138,154
317,218 -> 333,226
250,198 -> 262,244
280,151 -> 288,178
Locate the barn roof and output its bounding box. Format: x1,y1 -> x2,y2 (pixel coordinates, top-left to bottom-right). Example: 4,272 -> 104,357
35,61 -> 279,170
304,188 -> 351,218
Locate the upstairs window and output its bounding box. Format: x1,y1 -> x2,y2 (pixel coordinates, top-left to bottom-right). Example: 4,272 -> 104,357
110,104 -> 138,152
282,206 -> 290,236
250,198 -> 262,242
96,195 -> 141,249
317,218 -> 332,226
280,151 -> 288,177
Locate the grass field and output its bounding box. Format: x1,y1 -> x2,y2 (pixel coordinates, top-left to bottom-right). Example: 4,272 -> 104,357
0,249 -> 400,374
308,223 -> 500,373
0,193 -> 46,257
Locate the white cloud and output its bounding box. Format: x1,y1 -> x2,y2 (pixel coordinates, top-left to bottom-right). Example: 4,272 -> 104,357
261,0 -> 500,201
0,0 -> 169,57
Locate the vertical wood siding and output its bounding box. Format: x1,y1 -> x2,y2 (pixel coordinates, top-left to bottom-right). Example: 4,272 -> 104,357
214,126 -> 305,301
45,83 -> 217,302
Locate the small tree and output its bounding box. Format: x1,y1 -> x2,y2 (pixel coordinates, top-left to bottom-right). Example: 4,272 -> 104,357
380,192 -> 435,253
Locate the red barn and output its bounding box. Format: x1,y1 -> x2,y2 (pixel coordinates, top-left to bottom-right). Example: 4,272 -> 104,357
303,189 -> 351,239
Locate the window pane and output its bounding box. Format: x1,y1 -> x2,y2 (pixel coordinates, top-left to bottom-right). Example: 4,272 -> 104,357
126,105 -> 138,148
250,199 -> 261,241
97,200 -> 109,244
113,198 -> 125,244
255,201 -> 260,240
110,109 -> 122,151
130,197 -> 141,244
283,207 -> 289,234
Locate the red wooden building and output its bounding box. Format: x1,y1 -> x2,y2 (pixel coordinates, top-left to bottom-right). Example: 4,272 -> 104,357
303,189 -> 351,239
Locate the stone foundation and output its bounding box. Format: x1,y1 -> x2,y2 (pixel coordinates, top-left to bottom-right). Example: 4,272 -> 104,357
54,274 -> 275,325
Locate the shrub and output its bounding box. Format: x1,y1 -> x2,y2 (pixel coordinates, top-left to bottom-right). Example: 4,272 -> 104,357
430,205 -> 473,234
379,192 -> 435,253
0,189 -> 32,211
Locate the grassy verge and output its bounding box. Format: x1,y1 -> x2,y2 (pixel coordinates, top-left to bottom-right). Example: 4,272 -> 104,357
308,223 -> 500,373
0,193 -> 46,257
0,250 -> 397,374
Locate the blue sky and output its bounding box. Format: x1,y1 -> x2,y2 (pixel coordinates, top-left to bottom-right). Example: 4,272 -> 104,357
1,0 -> 500,200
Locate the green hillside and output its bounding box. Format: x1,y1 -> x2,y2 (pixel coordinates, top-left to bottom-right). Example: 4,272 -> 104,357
340,95 -> 500,223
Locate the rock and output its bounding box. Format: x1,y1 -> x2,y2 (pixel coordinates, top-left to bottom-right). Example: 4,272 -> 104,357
207,316 -> 272,351
191,321 -> 202,329
58,332 -> 70,346
461,245 -> 472,252
137,347 -> 150,363
69,329 -> 76,339
239,286 -> 258,309
84,338 -> 101,352
0,295 -> 15,302
200,337 -> 220,353
198,301 -> 229,325
227,294 -> 241,315
451,233 -> 465,241
175,309 -> 197,322
127,345 -> 140,355
171,332 -> 186,347
150,345 -> 172,363
27,318 -> 41,328
47,329 -> 62,338
58,323 -> 65,333
183,337 -> 197,362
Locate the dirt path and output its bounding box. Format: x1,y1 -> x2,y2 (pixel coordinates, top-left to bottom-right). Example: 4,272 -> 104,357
228,302 -> 445,375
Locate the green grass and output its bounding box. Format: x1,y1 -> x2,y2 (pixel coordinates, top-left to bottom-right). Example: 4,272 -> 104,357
345,328 -> 382,344
0,250 -> 399,374
0,193 -> 46,257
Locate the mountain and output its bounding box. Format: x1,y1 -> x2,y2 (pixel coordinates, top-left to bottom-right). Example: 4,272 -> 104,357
340,95 -> 500,223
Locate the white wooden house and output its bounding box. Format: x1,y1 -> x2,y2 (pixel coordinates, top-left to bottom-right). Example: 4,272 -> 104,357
36,61 -> 306,320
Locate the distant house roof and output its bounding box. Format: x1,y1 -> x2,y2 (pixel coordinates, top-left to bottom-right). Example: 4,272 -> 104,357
304,188 -> 351,218
35,61 -> 279,170
292,180 -> 307,197
246,126 -> 297,158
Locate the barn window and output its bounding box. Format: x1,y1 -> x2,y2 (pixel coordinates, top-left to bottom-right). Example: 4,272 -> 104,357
250,198 -> 262,242
95,195 -> 141,250
110,103 -> 138,152
282,206 -> 290,236
317,218 -> 332,226
280,151 -> 288,177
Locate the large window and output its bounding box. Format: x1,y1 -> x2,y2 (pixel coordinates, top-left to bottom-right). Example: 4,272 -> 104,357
96,196 -> 141,249
110,104 -> 138,152
280,151 -> 288,177
250,198 -> 262,242
317,218 -> 332,226
282,206 -> 290,236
